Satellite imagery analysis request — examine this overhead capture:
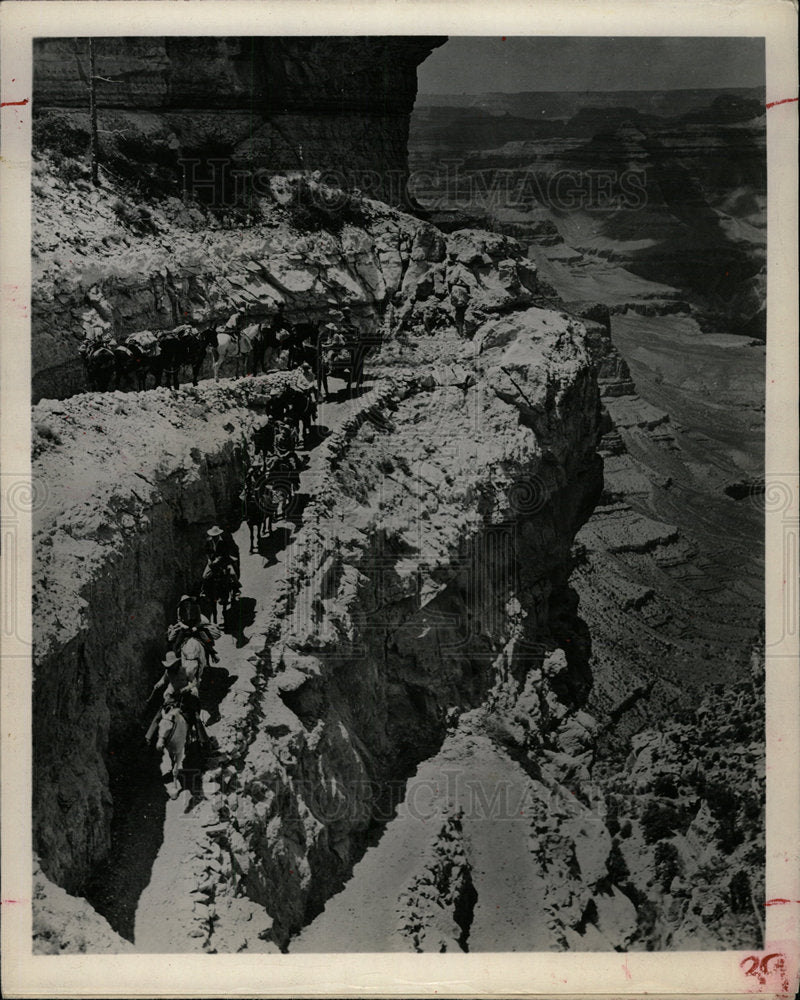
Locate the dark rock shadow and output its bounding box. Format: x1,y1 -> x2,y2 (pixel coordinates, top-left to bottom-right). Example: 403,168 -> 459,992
285,490 -> 310,524
199,665 -> 238,722
309,423 -> 332,445
327,383 -> 368,404
84,738 -> 167,943
257,525 -> 293,564
225,596 -> 256,647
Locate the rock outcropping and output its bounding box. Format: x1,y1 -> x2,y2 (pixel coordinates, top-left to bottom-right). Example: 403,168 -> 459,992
33,36 -> 445,209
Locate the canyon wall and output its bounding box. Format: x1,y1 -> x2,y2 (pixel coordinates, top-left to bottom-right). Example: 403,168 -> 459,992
31,144 -> 764,953
32,183 -> 614,948
33,373 -> 310,892
33,36 -> 445,209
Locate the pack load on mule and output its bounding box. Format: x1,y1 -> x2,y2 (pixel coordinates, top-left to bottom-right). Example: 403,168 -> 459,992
79,330 -> 117,391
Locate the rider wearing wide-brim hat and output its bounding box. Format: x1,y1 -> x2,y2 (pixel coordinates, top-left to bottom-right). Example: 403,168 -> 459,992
204,524 -> 241,595
169,593 -> 220,663
144,650 -> 206,746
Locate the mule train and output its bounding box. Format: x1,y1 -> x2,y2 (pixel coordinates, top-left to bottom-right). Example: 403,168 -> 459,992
142,387 -> 314,799
79,300 -> 380,397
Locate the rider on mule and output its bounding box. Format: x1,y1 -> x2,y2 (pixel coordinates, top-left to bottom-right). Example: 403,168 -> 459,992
168,594 -> 220,664
145,650 -> 208,747
273,417 -> 301,471
204,525 -> 241,596
317,322 -> 347,399
222,312 -> 240,337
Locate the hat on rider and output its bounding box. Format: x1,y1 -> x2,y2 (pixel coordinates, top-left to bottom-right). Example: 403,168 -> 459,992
162,650 -> 180,669
207,526 -> 224,537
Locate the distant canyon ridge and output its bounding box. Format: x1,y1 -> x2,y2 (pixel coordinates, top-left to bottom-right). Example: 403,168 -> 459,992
409,86 -> 766,339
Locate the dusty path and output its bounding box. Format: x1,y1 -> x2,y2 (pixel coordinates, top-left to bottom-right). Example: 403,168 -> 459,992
79,378 -> 358,952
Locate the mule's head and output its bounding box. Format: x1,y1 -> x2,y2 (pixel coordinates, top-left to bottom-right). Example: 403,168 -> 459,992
156,705 -> 179,751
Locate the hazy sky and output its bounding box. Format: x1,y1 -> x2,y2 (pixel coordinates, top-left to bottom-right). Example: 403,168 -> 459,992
417,37 -> 765,93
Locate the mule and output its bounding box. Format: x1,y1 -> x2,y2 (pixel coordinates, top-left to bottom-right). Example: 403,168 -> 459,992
252,419 -> 275,461
256,310 -> 291,373
156,704 -> 189,799
287,322 -> 320,371
264,453 -> 297,515
209,313 -> 254,381
242,476 -> 270,553
326,341 -> 367,395
176,325 -> 209,386
178,633 -> 209,680
283,386 -> 318,446
119,331 -> 162,390
157,329 -> 184,390
200,563 -> 235,624
80,343 -> 116,391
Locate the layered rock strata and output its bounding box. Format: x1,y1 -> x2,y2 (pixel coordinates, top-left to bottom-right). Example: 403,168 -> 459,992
33,36 -> 445,210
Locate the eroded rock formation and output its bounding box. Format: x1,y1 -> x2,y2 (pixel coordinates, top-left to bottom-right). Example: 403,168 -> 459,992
33,36 -> 445,210
31,126 -> 763,955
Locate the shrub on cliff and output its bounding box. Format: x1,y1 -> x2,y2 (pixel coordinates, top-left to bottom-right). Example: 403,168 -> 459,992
33,113 -> 89,161
286,176 -> 367,233
640,800 -> 682,844
110,198 -> 158,236
704,780 -> 744,853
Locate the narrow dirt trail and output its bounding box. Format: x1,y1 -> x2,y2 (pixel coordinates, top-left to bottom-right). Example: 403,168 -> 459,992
89,379 -> 358,952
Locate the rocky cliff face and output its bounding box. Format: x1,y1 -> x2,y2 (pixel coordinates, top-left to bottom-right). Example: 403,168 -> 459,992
33,36 -> 445,209
32,146 -> 763,955
32,373 -> 311,893
31,165 -> 612,950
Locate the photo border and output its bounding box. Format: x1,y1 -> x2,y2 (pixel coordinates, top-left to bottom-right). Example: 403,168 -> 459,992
2,1 -> 797,996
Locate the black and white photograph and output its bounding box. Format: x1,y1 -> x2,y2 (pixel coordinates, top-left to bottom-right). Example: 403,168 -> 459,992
1,1 -> 798,996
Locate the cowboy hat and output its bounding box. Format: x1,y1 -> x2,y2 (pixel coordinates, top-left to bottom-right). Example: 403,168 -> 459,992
162,650 -> 180,669
207,526 -> 224,537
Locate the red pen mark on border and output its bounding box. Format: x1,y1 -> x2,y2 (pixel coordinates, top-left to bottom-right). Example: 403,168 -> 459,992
766,97 -> 798,110
740,953 -> 790,993
2,898 -> 21,904
765,898 -> 800,906
1,97 -> 29,108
